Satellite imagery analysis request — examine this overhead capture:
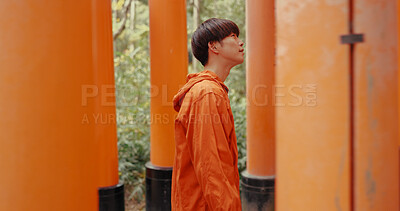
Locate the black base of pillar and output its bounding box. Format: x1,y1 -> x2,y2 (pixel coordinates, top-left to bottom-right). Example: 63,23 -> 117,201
145,161 -> 172,211
240,170 -> 275,211
98,183 -> 125,211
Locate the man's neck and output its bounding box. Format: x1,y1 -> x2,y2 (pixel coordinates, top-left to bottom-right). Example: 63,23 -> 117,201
203,63 -> 232,82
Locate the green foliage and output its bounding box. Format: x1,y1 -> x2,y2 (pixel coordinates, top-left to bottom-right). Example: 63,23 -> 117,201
115,48 -> 150,201
113,0 -> 247,205
113,0 -> 150,202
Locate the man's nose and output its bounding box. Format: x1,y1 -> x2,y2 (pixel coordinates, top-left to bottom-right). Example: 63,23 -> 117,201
239,39 -> 244,47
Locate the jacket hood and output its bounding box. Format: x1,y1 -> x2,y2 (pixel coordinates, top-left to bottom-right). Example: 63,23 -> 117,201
173,70 -> 228,112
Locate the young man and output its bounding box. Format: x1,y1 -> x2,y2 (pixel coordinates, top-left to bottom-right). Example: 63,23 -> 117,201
171,18 -> 244,210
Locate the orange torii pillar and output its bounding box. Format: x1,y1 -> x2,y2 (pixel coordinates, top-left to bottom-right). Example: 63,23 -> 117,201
242,1 -> 275,210
0,1 -> 123,210
276,1 -> 350,210
353,0 -> 398,210
276,0 -> 398,210
398,0 -> 400,207
146,0 -> 187,210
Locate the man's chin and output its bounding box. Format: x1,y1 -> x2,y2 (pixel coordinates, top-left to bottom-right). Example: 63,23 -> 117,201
231,58 -> 244,67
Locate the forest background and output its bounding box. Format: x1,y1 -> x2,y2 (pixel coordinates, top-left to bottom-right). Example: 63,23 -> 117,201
112,0 -> 246,209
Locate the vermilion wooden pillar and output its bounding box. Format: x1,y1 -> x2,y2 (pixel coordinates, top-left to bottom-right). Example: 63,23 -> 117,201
246,0 -> 275,177
277,0 -> 399,210
398,0 -> 400,208
242,1 -> 275,210
276,0 -> 350,210
353,0 -> 399,210
146,0 -> 187,209
0,0 -> 122,210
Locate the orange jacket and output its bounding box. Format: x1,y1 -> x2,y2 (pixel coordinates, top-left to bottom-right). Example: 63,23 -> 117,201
171,70 -> 242,210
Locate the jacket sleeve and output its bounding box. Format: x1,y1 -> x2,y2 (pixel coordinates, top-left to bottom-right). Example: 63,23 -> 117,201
185,92 -> 241,210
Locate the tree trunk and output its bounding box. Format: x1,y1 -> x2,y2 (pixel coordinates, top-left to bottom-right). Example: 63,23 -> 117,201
130,0 -> 136,53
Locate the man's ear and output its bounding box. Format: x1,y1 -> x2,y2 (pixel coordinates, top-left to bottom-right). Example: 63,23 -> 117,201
208,41 -> 219,54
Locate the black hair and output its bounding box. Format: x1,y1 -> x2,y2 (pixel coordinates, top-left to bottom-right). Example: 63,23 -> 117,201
191,18 -> 240,66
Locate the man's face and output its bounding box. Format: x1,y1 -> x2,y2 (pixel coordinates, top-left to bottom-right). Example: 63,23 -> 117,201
217,33 -> 245,66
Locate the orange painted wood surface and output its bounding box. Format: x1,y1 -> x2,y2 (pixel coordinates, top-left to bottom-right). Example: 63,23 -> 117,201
276,1 -> 351,210
398,0 -> 400,208
246,0 -> 276,176
353,0 -> 399,210
0,0 -> 118,210
149,0 -> 187,167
